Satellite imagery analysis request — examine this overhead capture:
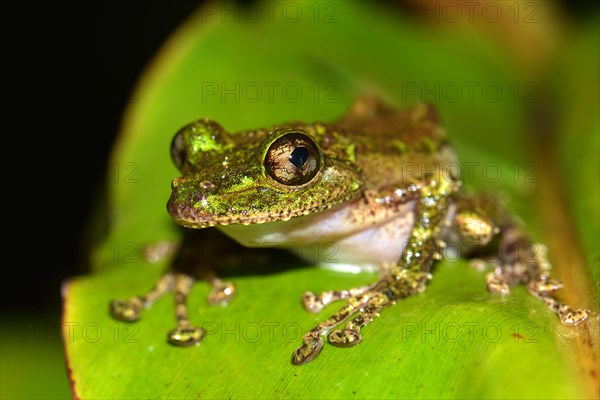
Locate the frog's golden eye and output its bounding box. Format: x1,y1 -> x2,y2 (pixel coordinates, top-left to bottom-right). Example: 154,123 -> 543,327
264,132 -> 323,186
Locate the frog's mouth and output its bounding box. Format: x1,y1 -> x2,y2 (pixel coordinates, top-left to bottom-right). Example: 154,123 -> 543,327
167,157 -> 364,229
167,189 -> 360,229
166,171 -> 364,229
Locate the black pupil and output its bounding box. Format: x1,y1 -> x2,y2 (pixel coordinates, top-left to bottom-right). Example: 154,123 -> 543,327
289,146 -> 309,169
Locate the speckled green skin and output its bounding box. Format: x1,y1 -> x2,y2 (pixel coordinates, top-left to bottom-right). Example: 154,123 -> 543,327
168,97 -> 455,228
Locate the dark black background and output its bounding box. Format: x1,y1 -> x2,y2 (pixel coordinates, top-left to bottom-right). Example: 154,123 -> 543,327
5,0 -> 597,317
6,1 -> 207,315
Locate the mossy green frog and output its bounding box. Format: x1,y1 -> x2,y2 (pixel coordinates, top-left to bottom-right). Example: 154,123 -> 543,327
110,97 -> 588,365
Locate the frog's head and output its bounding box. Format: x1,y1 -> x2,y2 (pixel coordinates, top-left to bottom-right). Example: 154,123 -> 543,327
167,119 -> 363,228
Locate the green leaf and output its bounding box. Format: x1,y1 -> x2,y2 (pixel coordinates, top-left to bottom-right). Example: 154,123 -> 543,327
1,316 -> 72,399
64,1 -> 598,398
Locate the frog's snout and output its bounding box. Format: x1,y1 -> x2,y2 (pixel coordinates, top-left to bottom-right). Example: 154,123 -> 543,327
168,176 -> 218,228
167,181 -> 200,227
171,177 -> 184,189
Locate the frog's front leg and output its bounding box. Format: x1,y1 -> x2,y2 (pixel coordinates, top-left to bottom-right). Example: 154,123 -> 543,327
110,271 -> 234,346
109,230 -> 236,346
110,271 -> 202,345
292,267 -> 434,364
292,178 -> 454,365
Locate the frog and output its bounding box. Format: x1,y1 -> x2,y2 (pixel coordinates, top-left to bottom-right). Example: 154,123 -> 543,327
110,96 -> 589,365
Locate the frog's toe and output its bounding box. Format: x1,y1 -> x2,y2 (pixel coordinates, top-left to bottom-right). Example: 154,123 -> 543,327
559,307 -> 589,326
486,271 -> 511,295
328,329 -> 362,347
142,240 -> 178,263
291,337 -> 324,365
301,287 -> 371,313
207,279 -> 235,305
301,291 -> 324,313
110,298 -> 143,322
528,277 -> 563,294
167,325 -> 204,346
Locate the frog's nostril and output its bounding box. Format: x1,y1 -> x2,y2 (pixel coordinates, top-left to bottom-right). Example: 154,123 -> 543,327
171,177 -> 184,189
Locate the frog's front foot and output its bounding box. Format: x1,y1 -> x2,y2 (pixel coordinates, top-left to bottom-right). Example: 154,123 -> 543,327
292,269 -> 431,365
167,323 -> 205,346
110,271 -> 235,346
110,272 -> 176,321
207,278 -> 235,305
292,335 -> 325,365
110,297 -> 144,321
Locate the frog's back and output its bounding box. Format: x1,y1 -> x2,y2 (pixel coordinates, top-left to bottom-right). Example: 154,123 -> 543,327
322,97 -> 457,189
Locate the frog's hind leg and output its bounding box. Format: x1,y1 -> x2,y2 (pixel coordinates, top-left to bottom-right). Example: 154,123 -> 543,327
452,193 -> 589,326
493,224 -> 589,326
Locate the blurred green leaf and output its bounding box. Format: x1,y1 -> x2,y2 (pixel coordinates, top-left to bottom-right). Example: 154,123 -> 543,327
64,1 -> 598,399
1,317 -> 72,399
